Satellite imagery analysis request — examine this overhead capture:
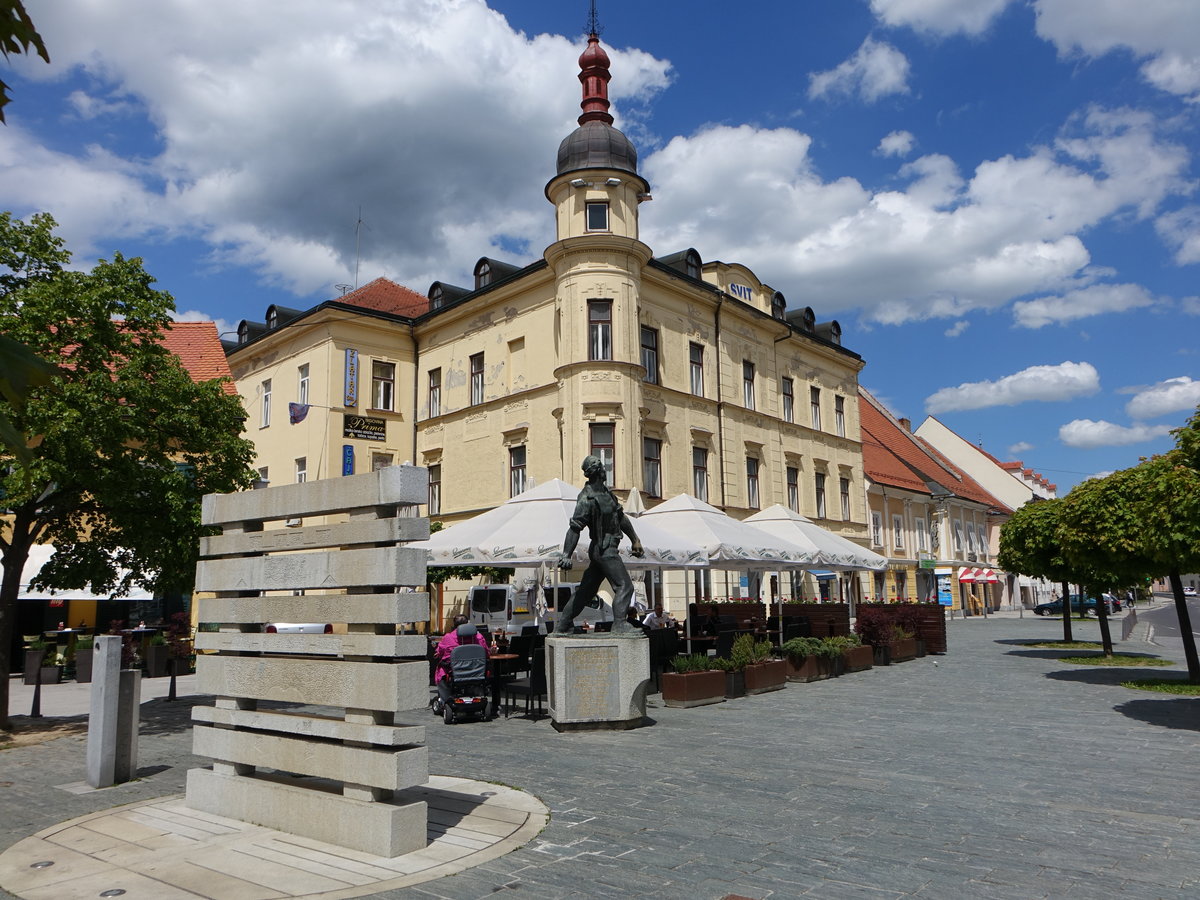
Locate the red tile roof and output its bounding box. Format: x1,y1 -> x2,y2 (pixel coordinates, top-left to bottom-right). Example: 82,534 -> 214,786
860,389 -> 1011,512
160,321 -> 237,395
338,278 -> 429,317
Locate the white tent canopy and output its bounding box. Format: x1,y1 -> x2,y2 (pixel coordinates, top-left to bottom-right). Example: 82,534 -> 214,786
638,493 -> 817,568
411,479 -> 707,568
19,544 -> 155,601
745,505 -> 888,571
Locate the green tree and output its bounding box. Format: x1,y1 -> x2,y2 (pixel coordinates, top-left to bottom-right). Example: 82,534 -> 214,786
0,212 -> 255,729
998,498 -> 1075,642
0,1 -> 49,123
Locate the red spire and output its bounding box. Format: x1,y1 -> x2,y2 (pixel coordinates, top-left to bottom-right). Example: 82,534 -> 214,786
577,33 -> 613,126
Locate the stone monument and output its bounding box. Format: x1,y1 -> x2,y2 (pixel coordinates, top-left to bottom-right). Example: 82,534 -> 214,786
547,456 -> 651,731
185,466 -> 431,857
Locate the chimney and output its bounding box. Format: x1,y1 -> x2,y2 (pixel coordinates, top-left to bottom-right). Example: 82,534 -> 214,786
899,417 -> 911,432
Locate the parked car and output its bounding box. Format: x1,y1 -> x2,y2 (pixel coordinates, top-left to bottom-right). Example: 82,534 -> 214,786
1033,595 -> 1114,616
265,623 -> 333,633
1185,586 -> 1197,596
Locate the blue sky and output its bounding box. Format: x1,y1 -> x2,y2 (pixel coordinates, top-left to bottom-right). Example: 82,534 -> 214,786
3,0 -> 1199,495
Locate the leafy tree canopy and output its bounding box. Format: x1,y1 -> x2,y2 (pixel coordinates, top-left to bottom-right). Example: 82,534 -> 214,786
997,497 -> 1072,584
0,1 -> 49,123
0,211 -> 255,727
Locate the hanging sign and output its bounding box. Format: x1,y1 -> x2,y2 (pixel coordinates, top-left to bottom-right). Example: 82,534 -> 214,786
343,414 -> 386,441
344,348 -> 359,406
342,445 -> 355,476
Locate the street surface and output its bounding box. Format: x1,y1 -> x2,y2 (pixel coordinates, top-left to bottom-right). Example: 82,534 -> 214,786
1140,591 -> 1200,647
2,612 -> 1198,899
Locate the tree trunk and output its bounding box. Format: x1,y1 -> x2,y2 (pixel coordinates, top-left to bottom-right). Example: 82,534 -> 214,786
1169,570 -> 1200,684
0,508 -> 38,731
1061,580 -> 1073,643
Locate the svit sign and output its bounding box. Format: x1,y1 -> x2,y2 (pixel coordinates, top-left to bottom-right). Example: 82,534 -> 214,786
729,283 -> 752,302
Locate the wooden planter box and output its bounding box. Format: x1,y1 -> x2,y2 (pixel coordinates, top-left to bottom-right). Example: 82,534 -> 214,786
841,644 -> 873,673
145,644 -> 170,678
661,670 -> 726,708
74,648 -> 94,683
724,670 -> 746,699
23,649 -> 60,685
871,644 -> 891,666
891,637 -> 918,663
744,660 -> 787,694
784,654 -> 837,682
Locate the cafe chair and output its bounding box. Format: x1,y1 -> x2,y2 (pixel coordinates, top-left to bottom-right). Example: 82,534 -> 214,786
503,647 -> 547,719
714,630 -> 735,659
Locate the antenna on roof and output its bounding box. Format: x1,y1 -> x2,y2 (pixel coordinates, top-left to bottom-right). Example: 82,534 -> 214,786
354,206 -> 365,290
335,284 -> 352,296
585,0 -> 602,36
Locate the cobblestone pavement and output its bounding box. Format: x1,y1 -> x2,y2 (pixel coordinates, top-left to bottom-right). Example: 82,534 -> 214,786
3,613 -> 1198,899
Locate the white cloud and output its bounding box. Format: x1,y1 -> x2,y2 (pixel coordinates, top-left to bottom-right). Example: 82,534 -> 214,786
1033,0 -> 1200,100
808,38 -> 911,103
1125,376 -> 1200,419
877,130 -> 916,157
1183,296 -> 1200,315
644,104 -> 1189,324
172,309 -> 237,341
1007,441 -> 1035,456
1156,206 -> 1200,265
1012,283 -> 1157,328
870,0 -> 1014,36
925,361 -> 1100,413
3,0 -> 671,297
1059,419 -> 1174,448
944,320 -> 969,337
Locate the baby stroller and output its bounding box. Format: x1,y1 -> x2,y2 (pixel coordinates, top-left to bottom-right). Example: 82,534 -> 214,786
432,640 -> 492,724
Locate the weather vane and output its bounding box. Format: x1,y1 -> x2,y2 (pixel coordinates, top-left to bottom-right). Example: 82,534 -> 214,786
585,0 -> 602,37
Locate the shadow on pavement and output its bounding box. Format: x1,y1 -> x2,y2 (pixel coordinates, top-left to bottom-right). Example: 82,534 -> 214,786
1114,698 -> 1200,731
1044,667 -> 1182,687
138,694 -> 216,736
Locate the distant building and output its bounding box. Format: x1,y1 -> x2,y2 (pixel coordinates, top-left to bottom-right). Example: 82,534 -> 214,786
860,389 -> 1011,615
916,416 -> 1057,607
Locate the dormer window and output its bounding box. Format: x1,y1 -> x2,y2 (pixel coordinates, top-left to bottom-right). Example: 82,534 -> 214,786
772,292 -> 786,321
586,201 -> 609,232
238,322 -> 250,344
430,285 -> 444,309
685,250 -> 700,279
475,260 -> 491,289
267,308 -> 278,329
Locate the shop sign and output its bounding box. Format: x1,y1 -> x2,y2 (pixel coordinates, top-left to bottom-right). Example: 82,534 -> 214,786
344,348 -> 358,406
343,414 -> 386,441
342,444 -> 355,476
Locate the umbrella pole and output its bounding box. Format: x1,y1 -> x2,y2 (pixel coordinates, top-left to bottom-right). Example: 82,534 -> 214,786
685,570 -> 693,656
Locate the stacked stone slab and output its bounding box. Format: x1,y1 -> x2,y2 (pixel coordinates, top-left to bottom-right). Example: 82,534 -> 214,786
185,466 -> 431,857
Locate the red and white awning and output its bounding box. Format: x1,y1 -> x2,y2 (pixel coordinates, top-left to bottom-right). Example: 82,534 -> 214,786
978,568 -> 1001,584
958,567 -> 977,582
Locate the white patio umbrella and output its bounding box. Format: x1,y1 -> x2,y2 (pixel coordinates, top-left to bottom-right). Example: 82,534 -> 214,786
639,494 -> 816,652
411,479 -> 707,569
639,494 -> 816,567
745,505 -> 888,571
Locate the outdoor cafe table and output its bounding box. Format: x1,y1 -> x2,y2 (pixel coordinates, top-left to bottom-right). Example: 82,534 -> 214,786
489,653 -> 520,717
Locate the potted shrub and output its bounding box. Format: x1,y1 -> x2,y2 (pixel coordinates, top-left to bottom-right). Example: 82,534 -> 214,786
24,638 -> 57,685
74,636 -> 95,683
781,636 -> 838,682
890,627 -> 919,662
853,607 -> 898,666
832,634 -> 873,673
145,632 -> 170,678
709,634 -> 754,698
661,654 -> 726,708
742,637 -> 786,694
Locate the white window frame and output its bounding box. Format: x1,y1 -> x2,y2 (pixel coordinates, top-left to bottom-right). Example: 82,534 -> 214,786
746,457 -> 760,509
295,457 -> 307,484
810,386 -> 821,431
840,477 -> 851,521
643,437 -> 662,498
892,514 -> 904,550
871,512 -> 883,547
509,445 -> 527,497
371,360 -> 395,411
297,364 -> 309,406
590,423 -> 615,485
428,464 -> 441,515
916,516 -> 928,552
786,466 -> 799,512
814,472 -> 827,518
260,379 -> 272,428
640,326 -> 659,384
586,201 -> 609,232
689,342 -> 704,396
470,353 -> 484,406
692,446 -> 709,502
835,395 -> 846,437
588,300 -> 613,361
428,368 -> 441,418
742,361 -> 755,410
782,377 -> 794,423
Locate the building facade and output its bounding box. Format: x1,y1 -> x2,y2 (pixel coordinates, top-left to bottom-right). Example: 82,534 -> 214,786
859,389 -> 1012,616
225,31 -> 874,614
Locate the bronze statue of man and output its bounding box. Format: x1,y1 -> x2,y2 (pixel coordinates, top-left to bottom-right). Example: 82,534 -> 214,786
556,455 -> 645,633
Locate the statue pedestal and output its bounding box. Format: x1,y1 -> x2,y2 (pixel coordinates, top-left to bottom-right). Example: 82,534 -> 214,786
546,634 -> 650,732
